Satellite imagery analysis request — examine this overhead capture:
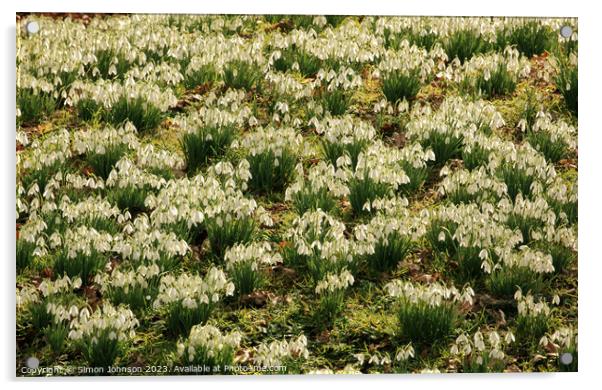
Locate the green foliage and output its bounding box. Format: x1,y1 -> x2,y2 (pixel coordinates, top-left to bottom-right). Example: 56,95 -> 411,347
445,29 -> 488,63
496,22 -> 555,57
284,238 -> 354,284
247,149 -> 297,194
421,132 -> 463,165
544,242 -> 575,274
29,302 -> 53,331
426,218 -> 458,255
548,197 -> 577,226
558,344 -> 578,372
427,219 -> 484,282
515,311 -> 549,348
398,162 -> 430,195
104,278 -> 160,312
17,88 -> 56,126
183,64 -> 218,90
17,239 -> 35,271
444,184 -> 498,205
54,248 -> 108,283
497,164 -> 535,201
322,139 -> 367,171
556,59 -> 578,115
462,144 -> 491,171
290,186 -> 337,215
76,98 -> 102,122
366,232 -> 412,273
464,63 -> 517,98
453,246 -> 488,283
181,125 -> 236,174
84,217 -> 121,235
460,353 -> 506,373
223,60 -> 262,91
314,289 -> 346,328
325,15 -> 346,27
21,161 -> 66,193
396,299 -> 457,345
486,266 -> 545,298
86,144 -> 128,180
177,332 -> 237,371
526,131 -> 569,164
229,261 -> 263,296
205,216 -> 255,260
348,173 -> 392,216
165,301 -> 215,338
321,89 -> 351,116
289,15 -> 317,30
505,213 -> 544,244
90,49 -> 132,80
45,322 -> 69,354
165,220 -> 198,244
108,185 -> 149,214
520,89 -> 540,133
106,96 -> 163,133
382,70 -> 422,103
384,28 -> 439,51
273,46 -> 322,77
78,327 -> 122,368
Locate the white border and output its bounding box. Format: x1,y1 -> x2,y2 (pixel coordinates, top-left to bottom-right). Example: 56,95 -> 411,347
2,1 -> 600,390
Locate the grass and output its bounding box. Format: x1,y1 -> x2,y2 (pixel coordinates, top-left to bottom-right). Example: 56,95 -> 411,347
20,161 -> 67,193
45,323 -> 70,355
104,279 -> 160,312
526,131 -> 570,163
77,328 -> 125,368
76,98 -> 102,122
16,239 -> 35,271
314,289 -> 347,329
505,213 -> 545,244
515,312 -> 549,351
384,28 -> 439,51
540,242 -> 575,274
398,162 -> 430,195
